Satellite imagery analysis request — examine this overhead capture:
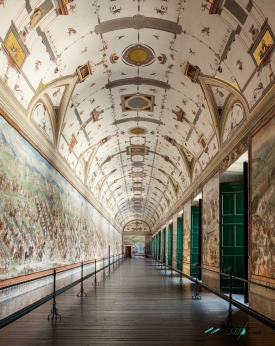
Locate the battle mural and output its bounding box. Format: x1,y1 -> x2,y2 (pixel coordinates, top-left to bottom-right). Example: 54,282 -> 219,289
202,173 -> 219,268
0,115 -> 121,279
251,115 -> 275,279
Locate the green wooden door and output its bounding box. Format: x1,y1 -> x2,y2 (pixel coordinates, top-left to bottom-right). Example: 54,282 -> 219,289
177,217 -> 183,270
157,233 -> 160,260
152,237 -> 155,259
162,228 -> 166,263
220,182 -> 244,292
190,206 -> 199,277
168,224 -> 173,266
158,232 -> 161,261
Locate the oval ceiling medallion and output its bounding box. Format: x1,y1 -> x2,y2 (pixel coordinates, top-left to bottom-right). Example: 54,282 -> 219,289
129,126 -> 147,135
122,44 -> 155,67
132,162 -> 144,167
128,48 -> 149,63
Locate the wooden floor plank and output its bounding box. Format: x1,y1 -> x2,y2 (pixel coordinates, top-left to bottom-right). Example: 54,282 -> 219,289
0,259 -> 274,345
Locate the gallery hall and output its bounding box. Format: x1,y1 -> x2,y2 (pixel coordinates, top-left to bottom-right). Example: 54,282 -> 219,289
0,0 -> 275,344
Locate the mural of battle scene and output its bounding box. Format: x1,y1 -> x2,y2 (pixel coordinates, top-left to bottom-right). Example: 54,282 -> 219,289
251,115 -> 275,279
183,200 -> 191,263
0,116 -> 121,279
202,173 -> 219,267
123,235 -> 151,257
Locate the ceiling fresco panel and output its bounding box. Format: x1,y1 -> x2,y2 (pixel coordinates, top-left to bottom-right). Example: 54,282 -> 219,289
1,0 -> 275,230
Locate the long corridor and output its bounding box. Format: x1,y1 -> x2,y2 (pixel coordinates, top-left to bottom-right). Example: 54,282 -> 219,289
0,259 -> 274,346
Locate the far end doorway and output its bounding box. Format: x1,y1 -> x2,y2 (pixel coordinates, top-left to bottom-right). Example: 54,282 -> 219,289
125,246 -> 131,258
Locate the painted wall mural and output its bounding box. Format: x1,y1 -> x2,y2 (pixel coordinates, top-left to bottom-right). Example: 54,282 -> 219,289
183,199 -> 191,263
202,173 -> 219,268
0,115 -> 121,279
251,115 -> 275,279
123,235 -> 151,256
220,135 -> 249,173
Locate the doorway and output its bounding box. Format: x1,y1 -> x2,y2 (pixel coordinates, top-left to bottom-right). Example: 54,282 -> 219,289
220,182 -> 244,292
162,227 -> 166,263
177,215 -> 183,270
125,246 -> 132,258
168,223 -> 173,266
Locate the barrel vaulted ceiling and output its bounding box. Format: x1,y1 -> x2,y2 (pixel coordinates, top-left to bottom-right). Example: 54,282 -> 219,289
0,0 -> 275,231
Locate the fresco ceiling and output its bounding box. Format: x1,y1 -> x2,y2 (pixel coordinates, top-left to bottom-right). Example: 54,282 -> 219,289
0,0 -> 275,231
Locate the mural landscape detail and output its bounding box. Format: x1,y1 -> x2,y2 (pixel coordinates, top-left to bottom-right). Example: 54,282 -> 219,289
251,115 -> 275,279
0,115 -> 121,279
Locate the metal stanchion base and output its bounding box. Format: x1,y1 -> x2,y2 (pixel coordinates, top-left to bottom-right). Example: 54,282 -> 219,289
48,303 -> 61,321
169,269 -> 174,278
192,288 -> 201,300
192,279 -> 201,299
224,308 -> 238,328
178,276 -> 184,287
92,275 -> 99,287
77,285 -> 87,297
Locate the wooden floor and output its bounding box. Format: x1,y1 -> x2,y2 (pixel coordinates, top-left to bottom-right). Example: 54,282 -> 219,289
0,259 -> 274,345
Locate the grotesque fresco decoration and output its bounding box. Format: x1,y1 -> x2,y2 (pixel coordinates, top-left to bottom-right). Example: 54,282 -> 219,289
223,102 -> 245,143
124,220 -> 150,233
31,103 -> 54,144
251,115 -> 275,279
123,235 -> 151,256
202,173 -> 219,268
183,199 -> 191,263
0,115 -> 121,279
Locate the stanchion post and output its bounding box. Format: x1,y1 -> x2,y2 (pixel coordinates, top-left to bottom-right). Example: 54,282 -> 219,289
169,260 -> 174,278
224,270 -> 237,328
108,246 -> 111,275
93,259 -> 99,287
77,262 -> 87,297
192,264 -> 201,299
102,257 -> 106,279
178,260 -> 184,287
48,269 -> 61,321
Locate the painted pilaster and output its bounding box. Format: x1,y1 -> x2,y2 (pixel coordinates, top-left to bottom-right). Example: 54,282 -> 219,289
202,172 -> 220,290
172,213 -> 178,268
165,222 -> 169,266
183,199 -> 191,275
